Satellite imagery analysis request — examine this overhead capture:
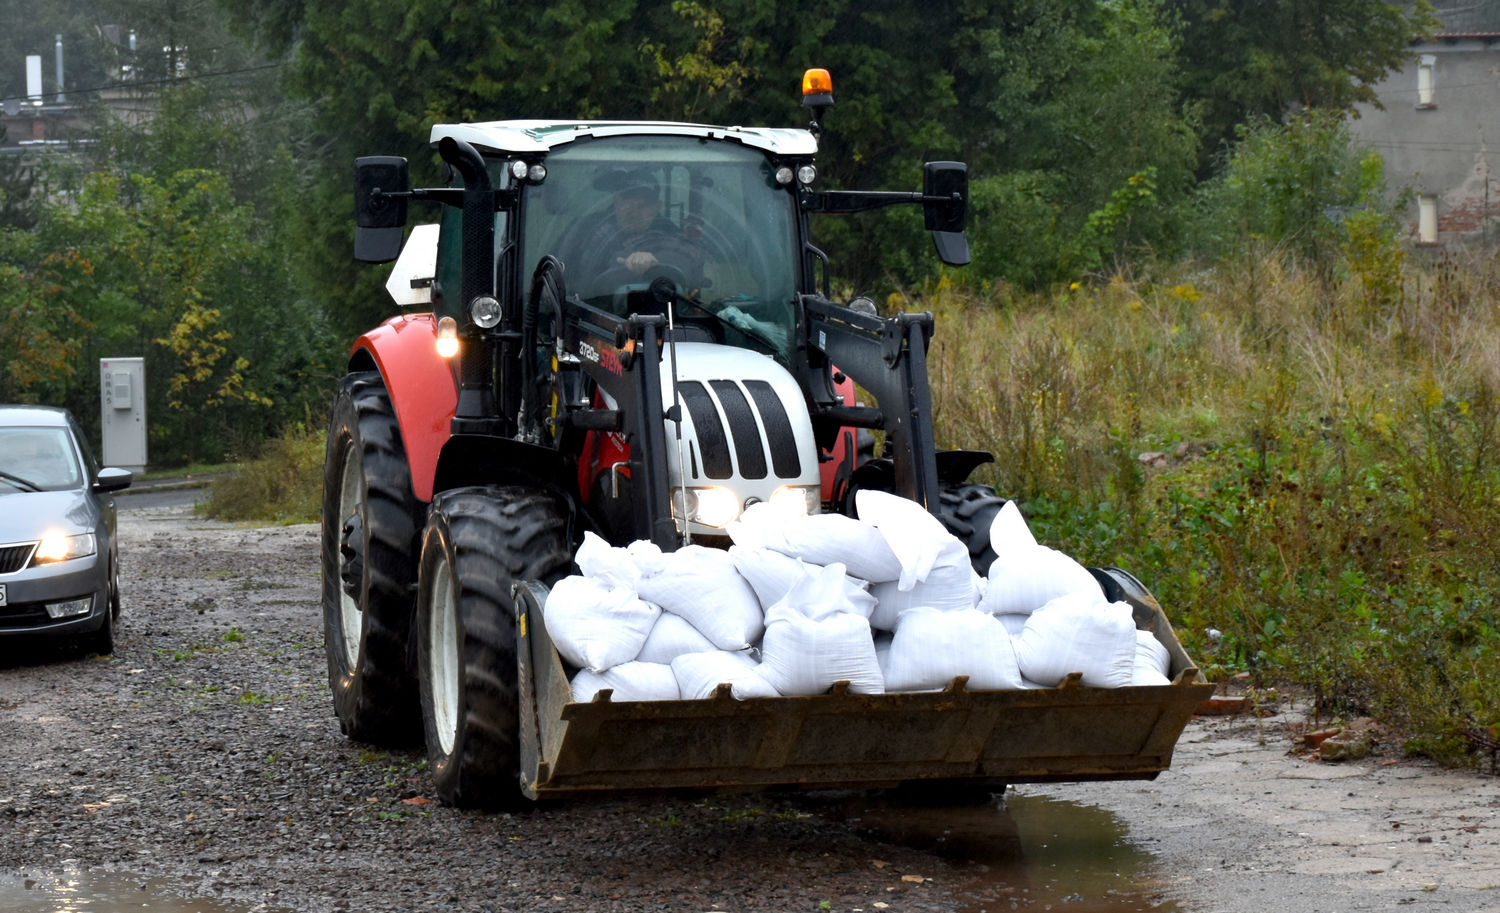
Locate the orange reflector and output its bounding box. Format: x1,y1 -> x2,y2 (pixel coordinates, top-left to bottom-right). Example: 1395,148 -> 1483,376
802,68 -> 833,97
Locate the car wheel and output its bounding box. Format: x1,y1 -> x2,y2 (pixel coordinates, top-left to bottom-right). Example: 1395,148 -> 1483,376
109,559 -> 121,621
82,600 -> 114,656
416,485 -> 572,808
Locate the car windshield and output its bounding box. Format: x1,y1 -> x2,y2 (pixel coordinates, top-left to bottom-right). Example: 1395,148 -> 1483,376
522,135 -> 800,364
0,426 -> 82,493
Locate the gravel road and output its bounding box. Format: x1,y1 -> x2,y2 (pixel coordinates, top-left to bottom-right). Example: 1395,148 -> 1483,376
1,503 -> 1496,913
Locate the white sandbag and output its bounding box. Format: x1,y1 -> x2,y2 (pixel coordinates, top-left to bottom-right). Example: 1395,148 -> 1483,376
634,545 -> 764,650
1013,592 -> 1136,688
543,575 -> 661,673
988,499 -> 1038,554
978,545 -> 1102,617
728,545 -> 806,608
772,561 -> 875,621
855,489 -> 967,589
757,578 -> 884,696
574,533 -> 668,590
1132,667 -> 1172,687
671,650 -> 780,700
868,548 -> 977,630
635,611 -> 720,664
729,545 -> 874,613
729,503 -> 903,583
1132,629 -> 1172,686
994,612 -> 1030,638
571,661 -> 680,703
882,607 -> 1022,692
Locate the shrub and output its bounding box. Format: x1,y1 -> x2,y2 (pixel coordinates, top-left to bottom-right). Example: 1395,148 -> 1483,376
925,250 -> 1500,764
204,424 -> 325,524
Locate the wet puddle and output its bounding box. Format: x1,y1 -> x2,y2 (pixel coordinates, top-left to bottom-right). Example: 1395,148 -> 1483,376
0,870 -> 277,912
834,792 -> 1179,912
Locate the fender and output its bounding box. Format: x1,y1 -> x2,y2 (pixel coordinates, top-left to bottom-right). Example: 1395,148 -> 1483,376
348,313 -> 456,503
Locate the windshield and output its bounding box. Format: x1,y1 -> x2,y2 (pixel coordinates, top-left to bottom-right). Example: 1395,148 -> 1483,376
0,426 -> 82,493
522,135 -> 800,363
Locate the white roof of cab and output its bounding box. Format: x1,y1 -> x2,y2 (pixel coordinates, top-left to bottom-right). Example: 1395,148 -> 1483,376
430,120 -> 819,157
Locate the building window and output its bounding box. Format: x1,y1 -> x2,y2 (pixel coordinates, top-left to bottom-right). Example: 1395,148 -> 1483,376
1417,55 -> 1436,108
1418,194 -> 1438,244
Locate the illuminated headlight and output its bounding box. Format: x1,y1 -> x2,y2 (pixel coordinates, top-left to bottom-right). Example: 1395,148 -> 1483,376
774,165 -> 795,186
672,486 -> 742,528
770,485 -> 820,517
796,165 -> 817,186
469,295 -> 502,329
44,596 -> 93,619
435,316 -> 460,358
33,531 -> 96,565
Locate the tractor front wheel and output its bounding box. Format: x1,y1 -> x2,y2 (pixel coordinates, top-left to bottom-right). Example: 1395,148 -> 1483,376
416,486 -> 572,808
321,371 -> 424,745
936,481 -> 1008,576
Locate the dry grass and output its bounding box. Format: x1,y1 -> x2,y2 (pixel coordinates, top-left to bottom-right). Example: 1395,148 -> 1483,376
921,250 -> 1500,763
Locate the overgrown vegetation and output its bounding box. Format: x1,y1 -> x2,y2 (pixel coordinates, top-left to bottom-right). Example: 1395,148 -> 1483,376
203,423 -> 324,524
925,241 -> 1500,764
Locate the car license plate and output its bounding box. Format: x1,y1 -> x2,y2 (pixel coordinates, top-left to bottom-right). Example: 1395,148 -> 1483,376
0,583 -> 6,606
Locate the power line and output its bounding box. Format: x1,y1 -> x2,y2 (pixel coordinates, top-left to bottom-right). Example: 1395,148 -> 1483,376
0,61 -> 287,107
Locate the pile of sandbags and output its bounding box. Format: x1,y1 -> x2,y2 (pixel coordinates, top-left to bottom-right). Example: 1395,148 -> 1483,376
544,491 -> 1173,703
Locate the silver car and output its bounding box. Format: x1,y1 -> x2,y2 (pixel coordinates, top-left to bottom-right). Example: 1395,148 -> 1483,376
0,405 -> 132,654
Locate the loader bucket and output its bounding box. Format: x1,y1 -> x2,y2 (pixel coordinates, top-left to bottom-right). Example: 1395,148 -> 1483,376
513,582 -> 1215,800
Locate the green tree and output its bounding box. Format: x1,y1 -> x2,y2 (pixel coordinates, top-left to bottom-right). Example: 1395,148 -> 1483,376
1168,0 -> 1436,170
226,0 -> 1203,299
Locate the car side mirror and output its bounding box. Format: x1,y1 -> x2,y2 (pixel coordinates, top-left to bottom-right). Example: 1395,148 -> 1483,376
355,156 -> 410,263
94,467 -> 132,493
923,161 -> 970,267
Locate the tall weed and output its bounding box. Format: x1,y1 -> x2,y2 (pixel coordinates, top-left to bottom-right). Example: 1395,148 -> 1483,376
924,250 -> 1500,764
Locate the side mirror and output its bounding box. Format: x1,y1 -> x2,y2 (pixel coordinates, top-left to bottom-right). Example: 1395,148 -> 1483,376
923,161 -> 970,267
354,156 -> 410,263
94,467 -> 132,493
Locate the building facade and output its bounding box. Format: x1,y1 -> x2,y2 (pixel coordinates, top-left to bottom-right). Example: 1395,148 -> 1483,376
1351,2 -> 1500,245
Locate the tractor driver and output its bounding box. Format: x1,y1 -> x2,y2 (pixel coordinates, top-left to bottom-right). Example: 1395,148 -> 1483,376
576,168 -> 704,296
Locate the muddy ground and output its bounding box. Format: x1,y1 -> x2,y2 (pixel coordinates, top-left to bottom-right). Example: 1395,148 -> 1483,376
1,501 -> 1496,913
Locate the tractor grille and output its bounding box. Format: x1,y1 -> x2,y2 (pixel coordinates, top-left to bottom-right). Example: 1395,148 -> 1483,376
679,380 -> 802,481
0,542 -> 37,575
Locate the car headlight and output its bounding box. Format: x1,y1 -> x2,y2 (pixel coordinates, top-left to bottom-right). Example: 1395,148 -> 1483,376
33,531 -> 96,565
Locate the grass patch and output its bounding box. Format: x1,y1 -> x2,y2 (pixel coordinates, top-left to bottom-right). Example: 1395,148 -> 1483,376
204,424 -> 324,524
924,250 -> 1500,765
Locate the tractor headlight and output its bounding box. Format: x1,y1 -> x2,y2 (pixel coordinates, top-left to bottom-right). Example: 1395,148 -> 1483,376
774,165 -> 795,186
34,531 -> 96,565
672,486 -> 742,529
770,485 -> 820,517
796,165 -> 817,186
435,316 -> 460,358
469,295 -> 502,329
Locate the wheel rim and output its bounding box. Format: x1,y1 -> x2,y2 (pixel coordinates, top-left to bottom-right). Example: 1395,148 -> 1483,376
428,553 -> 461,756
336,438 -> 364,669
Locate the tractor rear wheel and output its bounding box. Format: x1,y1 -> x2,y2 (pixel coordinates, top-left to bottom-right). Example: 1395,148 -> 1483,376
936,481 -> 1007,576
416,485 -> 572,808
321,371 -> 424,745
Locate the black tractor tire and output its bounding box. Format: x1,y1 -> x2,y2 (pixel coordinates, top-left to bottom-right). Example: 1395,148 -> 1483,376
936,481 -> 1008,576
321,371 -> 424,745
415,485 -> 573,809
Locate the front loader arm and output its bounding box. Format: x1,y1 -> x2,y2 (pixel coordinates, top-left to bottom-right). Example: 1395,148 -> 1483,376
800,295 -> 940,510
